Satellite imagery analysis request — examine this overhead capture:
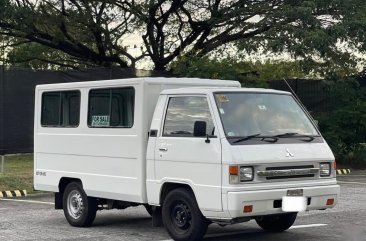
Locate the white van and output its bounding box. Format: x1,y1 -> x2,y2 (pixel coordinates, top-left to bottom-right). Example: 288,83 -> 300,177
34,77 -> 339,241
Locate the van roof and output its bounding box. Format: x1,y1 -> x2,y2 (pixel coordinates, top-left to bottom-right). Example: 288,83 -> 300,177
35,77 -> 241,90
160,87 -> 291,95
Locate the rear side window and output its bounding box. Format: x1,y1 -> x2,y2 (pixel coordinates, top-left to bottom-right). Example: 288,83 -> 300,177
41,91 -> 80,127
88,87 -> 134,128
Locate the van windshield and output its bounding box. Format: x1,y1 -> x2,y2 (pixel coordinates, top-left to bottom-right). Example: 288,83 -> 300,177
214,92 -> 318,138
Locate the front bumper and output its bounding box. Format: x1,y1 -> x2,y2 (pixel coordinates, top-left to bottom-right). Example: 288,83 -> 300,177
226,184 -> 340,218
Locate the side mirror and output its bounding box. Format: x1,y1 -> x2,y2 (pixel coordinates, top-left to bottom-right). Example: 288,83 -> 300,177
193,121 -> 207,137
314,120 -> 319,129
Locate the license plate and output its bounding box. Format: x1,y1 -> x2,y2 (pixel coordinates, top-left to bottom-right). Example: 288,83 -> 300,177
282,196 -> 307,212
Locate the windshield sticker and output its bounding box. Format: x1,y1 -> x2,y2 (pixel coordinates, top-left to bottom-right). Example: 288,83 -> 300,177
216,94 -> 229,103
258,105 -> 267,110
219,108 -> 225,114
227,131 -> 235,136
91,115 -> 110,127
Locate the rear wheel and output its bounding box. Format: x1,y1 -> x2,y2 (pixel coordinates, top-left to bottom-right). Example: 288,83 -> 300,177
63,182 -> 97,227
162,188 -> 208,241
255,213 -> 297,232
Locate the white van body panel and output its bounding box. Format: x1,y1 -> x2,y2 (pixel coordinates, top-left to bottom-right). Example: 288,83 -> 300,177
34,78 -> 240,203
148,94 -> 223,212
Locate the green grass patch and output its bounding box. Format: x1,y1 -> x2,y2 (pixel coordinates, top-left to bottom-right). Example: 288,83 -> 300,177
0,154 -> 35,193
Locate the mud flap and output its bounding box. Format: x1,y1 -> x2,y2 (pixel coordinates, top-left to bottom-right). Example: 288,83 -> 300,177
152,206 -> 163,227
55,192 -> 63,209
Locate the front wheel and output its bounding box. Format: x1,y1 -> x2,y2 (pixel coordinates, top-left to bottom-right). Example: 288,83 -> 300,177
62,182 -> 97,227
162,188 -> 208,241
255,213 -> 297,232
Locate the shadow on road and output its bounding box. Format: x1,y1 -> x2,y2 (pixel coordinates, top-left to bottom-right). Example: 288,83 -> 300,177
93,216 -> 152,227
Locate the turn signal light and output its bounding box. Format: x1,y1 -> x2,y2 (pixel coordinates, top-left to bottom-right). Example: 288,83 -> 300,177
326,198 -> 334,205
243,205 -> 253,213
229,166 -> 239,175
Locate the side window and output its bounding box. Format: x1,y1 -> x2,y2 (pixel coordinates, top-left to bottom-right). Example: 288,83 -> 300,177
163,96 -> 215,137
88,87 -> 134,128
41,91 -> 80,127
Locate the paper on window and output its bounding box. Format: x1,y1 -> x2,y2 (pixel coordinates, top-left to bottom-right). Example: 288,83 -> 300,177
91,115 -> 110,127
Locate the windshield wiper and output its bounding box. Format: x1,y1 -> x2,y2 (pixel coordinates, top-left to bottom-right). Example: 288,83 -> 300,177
232,132 -> 315,144
274,132 -> 299,137
233,133 -> 262,143
274,132 -> 315,142
261,136 -> 279,143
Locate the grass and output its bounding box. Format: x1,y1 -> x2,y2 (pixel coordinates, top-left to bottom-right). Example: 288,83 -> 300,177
0,154 -> 35,193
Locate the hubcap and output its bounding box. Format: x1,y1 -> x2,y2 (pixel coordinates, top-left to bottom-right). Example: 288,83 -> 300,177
67,190 -> 84,219
171,202 -> 191,230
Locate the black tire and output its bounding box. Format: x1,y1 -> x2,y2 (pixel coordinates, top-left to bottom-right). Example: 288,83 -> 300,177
144,204 -> 153,216
255,213 -> 297,232
162,188 -> 208,241
62,182 -> 97,227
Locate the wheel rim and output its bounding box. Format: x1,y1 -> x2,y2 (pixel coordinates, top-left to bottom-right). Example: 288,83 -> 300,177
170,201 -> 192,231
67,190 -> 84,220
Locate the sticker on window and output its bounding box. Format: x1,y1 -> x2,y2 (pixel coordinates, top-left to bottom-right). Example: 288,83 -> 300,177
216,95 -> 229,103
91,115 -> 110,127
258,105 -> 267,110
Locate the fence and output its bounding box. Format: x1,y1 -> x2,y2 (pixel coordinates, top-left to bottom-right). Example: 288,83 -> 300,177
268,79 -> 333,113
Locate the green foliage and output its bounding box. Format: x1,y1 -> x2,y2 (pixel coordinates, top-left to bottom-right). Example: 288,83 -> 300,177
1,1 -> 366,70
314,78 -> 366,167
0,1 -> 131,68
6,42 -> 93,70
171,57 -> 307,87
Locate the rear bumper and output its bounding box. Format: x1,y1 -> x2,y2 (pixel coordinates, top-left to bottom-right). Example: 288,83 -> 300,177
227,184 -> 340,218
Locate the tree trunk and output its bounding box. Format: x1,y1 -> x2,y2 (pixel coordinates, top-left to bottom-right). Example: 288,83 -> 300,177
154,61 -> 167,71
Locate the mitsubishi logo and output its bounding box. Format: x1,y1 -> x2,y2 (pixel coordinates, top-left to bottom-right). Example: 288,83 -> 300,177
285,148 -> 294,157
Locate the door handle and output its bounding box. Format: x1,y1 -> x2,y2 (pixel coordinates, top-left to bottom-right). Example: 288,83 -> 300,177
159,147 -> 168,152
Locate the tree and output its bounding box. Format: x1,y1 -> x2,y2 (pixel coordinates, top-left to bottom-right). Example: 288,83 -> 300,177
315,77 -> 366,167
1,0 -> 366,71
0,0 -> 135,68
171,57 -> 307,86
5,41 -> 95,70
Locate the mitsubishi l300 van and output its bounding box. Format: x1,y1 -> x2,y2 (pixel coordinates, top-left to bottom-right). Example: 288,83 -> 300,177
34,78 -> 339,241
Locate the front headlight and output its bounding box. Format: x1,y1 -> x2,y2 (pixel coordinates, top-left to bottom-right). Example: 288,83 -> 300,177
240,166 -> 254,181
229,165 -> 254,184
320,163 -> 331,177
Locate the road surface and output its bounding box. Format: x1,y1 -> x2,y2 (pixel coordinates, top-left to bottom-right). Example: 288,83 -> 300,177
1,173 -> 365,241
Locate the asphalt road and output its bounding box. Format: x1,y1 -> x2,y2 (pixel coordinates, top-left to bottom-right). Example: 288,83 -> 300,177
1,174 -> 365,241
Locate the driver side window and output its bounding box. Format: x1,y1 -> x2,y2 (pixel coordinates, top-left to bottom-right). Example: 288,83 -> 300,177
163,96 -> 215,137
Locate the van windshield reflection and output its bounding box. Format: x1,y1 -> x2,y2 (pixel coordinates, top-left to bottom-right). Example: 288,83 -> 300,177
214,92 -> 318,140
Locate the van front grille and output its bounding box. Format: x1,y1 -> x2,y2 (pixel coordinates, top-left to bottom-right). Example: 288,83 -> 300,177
257,165 -> 318,180
266,174 -> 314,180
266,165 -> 314,170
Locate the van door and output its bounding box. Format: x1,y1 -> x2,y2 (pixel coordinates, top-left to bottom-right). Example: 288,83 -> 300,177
154,95 -> 222,212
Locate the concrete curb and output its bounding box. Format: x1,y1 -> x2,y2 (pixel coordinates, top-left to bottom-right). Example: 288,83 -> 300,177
0,190 -> 27,198
337,169 -> 351,175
